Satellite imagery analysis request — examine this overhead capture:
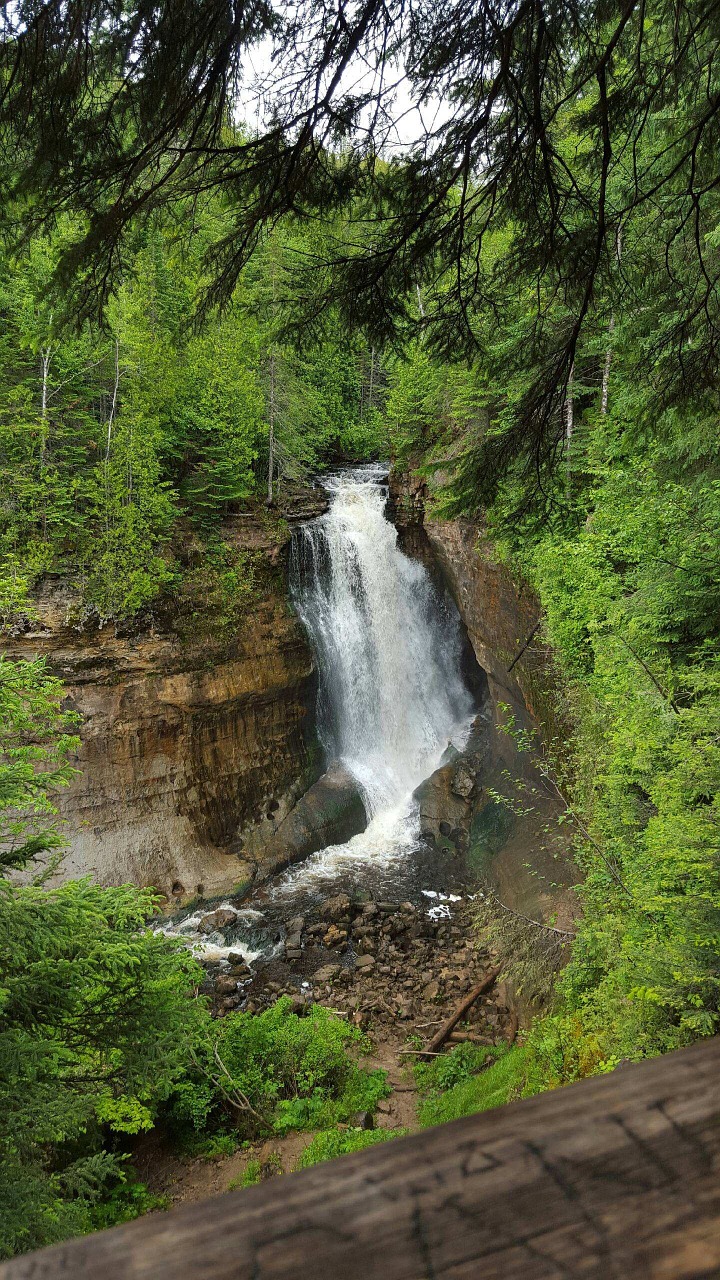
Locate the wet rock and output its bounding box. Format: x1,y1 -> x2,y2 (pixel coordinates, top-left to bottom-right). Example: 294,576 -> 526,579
259,765 -> 367,876
323,925 -> 347,948
451,763 -> 476,800
227,950 -> 250,967
198,908 -> 237,933
323,894 -> 352,921
414,762 -> 471,848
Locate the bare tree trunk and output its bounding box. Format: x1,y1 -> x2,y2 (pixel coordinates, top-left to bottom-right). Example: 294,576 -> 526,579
39,346 -> 51,467
105,338 -> 120,463
267,348 -> 276,505
39,345 -> 52,539
600,315 -> 615,416
368,346 -> 376,414
601,226 -> 622,417
564,361 -> 574,443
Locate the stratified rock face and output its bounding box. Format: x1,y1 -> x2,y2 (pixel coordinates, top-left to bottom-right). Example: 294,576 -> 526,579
3,499 -> 328,903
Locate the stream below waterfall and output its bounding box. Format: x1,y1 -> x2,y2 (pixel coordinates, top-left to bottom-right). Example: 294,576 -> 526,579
161,465 -> 486,974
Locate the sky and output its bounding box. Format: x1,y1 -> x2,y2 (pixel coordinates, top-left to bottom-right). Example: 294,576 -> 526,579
235,30 -> 453,155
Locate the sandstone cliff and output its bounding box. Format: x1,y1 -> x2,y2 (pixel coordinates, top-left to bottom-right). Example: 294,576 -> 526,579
4,495 -> 329,903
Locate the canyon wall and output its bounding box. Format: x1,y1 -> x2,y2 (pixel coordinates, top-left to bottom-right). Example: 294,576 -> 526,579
4,496 -> 329,903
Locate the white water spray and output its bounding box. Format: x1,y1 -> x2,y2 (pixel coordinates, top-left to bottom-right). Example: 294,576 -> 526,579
282,464 -> 474,888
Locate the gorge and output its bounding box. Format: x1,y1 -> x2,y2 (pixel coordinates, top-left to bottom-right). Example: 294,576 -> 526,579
108,465 -> 574,1009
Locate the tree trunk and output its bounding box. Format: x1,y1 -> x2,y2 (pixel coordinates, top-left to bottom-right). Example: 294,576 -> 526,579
601,226 -> 623,416
105,338 -> 120,463
564,362 -> 574,443
267,348 -> 276,505
600,315 -> 615,416
421,966 -> 503,1058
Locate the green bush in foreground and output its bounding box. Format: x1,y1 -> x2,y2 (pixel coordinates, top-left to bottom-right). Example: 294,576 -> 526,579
166,997 -> 390,1140
417,1047 -> 529,1127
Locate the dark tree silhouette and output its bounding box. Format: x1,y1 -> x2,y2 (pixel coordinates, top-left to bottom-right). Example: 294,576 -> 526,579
3,1 -> 720,497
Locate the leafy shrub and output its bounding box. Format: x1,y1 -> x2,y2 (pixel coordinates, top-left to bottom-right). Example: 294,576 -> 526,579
166,998 -> 390,1140
228,1158 -> 263,1189
413,1042 -> 498,1094
418,1047 -> 529,1127
89,1169 -> 169,1230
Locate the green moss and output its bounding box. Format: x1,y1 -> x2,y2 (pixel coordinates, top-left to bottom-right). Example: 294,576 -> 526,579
467,800 -> 515,872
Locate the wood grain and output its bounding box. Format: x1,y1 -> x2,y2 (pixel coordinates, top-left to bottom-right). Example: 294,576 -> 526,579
3,1037 -> 719,1280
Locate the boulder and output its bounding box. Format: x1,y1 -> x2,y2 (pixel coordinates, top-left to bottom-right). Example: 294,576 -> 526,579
259,765 -> 367,876
313,964 -> 341,984
414,763 -> 471,849
323,894 -> 352,921
214,975 -> 239,995
198,908 -> 237,934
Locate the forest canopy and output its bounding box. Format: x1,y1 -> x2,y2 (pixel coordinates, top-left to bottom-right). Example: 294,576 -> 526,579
3,1 -> 720,498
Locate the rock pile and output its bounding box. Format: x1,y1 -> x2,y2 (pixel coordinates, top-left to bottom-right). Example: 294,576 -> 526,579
205,893 -> 511,1044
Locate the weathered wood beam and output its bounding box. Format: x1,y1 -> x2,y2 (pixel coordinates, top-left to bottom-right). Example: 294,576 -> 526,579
3,1037 -> 719,1280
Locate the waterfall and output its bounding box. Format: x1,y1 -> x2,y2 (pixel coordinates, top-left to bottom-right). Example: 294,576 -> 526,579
285,463 -> 474,886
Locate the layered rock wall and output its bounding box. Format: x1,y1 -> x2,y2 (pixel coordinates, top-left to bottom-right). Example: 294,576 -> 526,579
4,498 -> 328,902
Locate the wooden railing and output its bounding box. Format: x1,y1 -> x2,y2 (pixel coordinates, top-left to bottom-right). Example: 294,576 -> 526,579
3,1037 -> 719,1280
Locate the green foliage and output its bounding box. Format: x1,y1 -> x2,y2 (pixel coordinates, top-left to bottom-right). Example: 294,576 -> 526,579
417,1046 -> 529,1127
0,874 -> 205,1258
296,1126 -> 406,1169
0,206 -> 384,627
0,657 -> 79,870
413,1042 -> 501,1095
0,650 -> 209,1259
167,998 -> 390,1141
88,1169 -> 169,1231
390,230 -> 720,1094
173,541 -> 259,644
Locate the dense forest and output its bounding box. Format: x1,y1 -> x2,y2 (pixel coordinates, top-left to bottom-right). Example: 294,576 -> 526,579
1,0 -> 719,1259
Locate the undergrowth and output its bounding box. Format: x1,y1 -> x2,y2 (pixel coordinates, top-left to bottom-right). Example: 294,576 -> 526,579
165,997 -> 390,1142
296,1127 -> 407,1168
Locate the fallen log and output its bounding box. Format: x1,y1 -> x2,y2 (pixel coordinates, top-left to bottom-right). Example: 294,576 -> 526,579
447,1031 -> 494,1046
420,965 -> 503,1059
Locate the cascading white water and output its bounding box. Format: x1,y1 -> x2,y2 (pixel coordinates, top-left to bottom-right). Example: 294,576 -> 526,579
159,464 -> 477,961
283,463 -> 475,888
